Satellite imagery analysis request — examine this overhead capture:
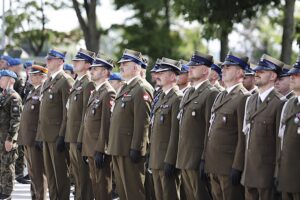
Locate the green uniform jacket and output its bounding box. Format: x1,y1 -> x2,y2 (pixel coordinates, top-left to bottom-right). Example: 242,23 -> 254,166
176,80 -> 219,169
242,90 -> 283,188
203,83 -> 249,175
82,81 -> 116,157
107,76 -> 153,156
18,86 -> 41,146
278,97 -> 300,193
65,75 -> 95,143
149,87 -> 182,169
36,71 -> 74,142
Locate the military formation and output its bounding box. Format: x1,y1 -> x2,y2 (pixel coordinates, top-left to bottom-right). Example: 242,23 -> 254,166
0,47 -> 299,200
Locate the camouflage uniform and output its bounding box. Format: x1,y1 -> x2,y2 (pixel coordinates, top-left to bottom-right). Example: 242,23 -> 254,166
0,89 -> 22,195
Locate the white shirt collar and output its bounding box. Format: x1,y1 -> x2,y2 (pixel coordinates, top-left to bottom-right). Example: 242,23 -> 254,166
164,87 -> 173,95
226,83 -> 240,94
298,96 -> 300,103
194,80 -> 206,90
126,75 -> 140,85
96,81 -> 107,91
259,86 -> 274,102
180,84 -> 190,94
51,69 -> 63,79
249,86 -> 258,94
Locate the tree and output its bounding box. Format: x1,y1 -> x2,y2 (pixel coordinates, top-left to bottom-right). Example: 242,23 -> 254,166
112,0 -> 183,62
3,0 -> 79,56
173,0 -> 279,60
72,0 -> 107,52
281,0 -> 296,64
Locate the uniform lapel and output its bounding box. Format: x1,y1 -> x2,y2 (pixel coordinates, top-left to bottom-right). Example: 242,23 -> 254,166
250,90 -> 275,119
154,88 -> 175,113
283,98 -> 300,122
183,80 -> 210,107
116,77 -> 140,100
212,84 -> 242,112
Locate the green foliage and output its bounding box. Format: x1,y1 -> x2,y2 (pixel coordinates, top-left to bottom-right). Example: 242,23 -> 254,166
112,0 -> 184,63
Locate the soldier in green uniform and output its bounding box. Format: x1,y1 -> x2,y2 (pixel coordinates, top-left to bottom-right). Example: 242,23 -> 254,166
176,51 -> 219,200
82,53 -> 116,200
0,70 -> 23,199
65,48 -> 95,200
18,65 -> 48,200
149,57 -> 182,200
107,49 -> 154,200
203,53 -> 250,200
241,54 -> 284,200
36,49 -> 74,200
277,55 -> 300,200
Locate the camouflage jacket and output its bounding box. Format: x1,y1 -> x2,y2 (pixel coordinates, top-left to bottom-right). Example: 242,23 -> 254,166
0,89 -> 23,142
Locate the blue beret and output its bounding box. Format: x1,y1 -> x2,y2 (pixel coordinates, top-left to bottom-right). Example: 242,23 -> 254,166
23,61 -> 33,69
46,49 -> 66,60
0,70 -> 18,80
109,73 -> 123,81
1,55 -> 13,63
63,64 -> 74,73
7,58 -> 22,66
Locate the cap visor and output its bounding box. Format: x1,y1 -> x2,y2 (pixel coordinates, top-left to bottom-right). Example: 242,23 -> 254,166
117,59 -> 132,64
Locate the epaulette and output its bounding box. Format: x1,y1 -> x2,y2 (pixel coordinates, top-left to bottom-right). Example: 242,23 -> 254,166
240,87 -> 250,95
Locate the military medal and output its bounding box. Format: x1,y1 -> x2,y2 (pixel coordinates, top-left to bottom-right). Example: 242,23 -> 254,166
294,113 -> 300,125
160,115 -> 164,123
222,116 -> 227,123
74,95 -> 77,101
49,94 -> 53,100
121,102 -> 125,108
92,108 -> 96,115
192,111 -> 196,117
31,105 -> 35,110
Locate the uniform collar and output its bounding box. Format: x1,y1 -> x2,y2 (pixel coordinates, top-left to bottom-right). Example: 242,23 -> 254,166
126,75 -> 140,85
95,80 -> 108,91
194,80 -> 206,90
259,86 -> 274,102
51,68 -> 63,79
226,83 -> 240,94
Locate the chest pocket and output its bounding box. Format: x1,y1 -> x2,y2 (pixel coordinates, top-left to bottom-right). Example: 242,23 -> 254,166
158,105 -> 171,124
89,99 -> 103,120
29,99 -> 40,111
216,109 -> 235,127
72,89 -> 83,103
252,116 -> 274,137
187,101 -> 203,119
121,95 -> 133,109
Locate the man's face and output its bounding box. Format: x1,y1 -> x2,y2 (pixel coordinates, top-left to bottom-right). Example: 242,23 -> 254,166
275,76 -> 290,95
177,73 -> 189,85
188,65 -> 207,81
46,58 -> 63,72
254,70 -> 274,87
290,74 -> 300,92
0,60 -> 8,69
119,62 -> 135,79
222,65 -> 241,83
156,71 -> 174,87
243,75 -> 255,91
150,72 -> 159,85
73,60 -> 87,73
209,70 -> 219,83
0,76 -> 10,89
29,73 -> 46,86
90,66 -> 106,82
